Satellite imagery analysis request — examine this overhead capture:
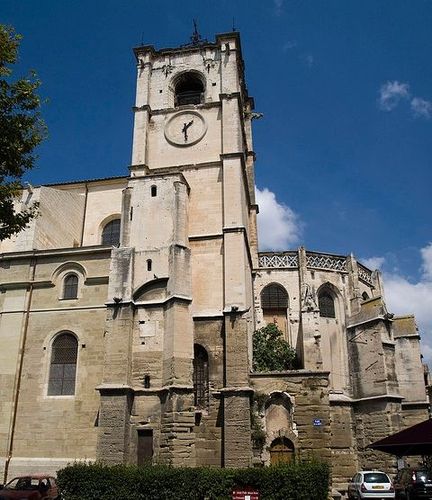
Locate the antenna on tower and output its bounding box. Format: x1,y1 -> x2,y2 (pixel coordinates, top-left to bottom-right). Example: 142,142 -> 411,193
232,17 -> 237,32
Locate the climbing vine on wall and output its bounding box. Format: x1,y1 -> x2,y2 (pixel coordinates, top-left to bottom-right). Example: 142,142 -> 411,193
252,323 -> 299,372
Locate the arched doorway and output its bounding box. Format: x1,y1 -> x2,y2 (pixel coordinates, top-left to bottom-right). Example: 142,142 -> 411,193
269,437 -> 295,465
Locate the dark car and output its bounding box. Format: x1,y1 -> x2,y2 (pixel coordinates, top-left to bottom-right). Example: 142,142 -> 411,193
394,468 -> 432,499
0,474 -> 59,500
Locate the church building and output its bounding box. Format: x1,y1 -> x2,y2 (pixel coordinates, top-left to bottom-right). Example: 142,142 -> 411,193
0,31 -> 428,494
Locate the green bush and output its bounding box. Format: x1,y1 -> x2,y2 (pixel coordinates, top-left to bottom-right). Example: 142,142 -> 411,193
56,460 -> 329,500
253,323 -> 299,372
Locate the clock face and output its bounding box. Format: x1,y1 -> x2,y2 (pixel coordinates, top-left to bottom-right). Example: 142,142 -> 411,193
164,111 -> 207,147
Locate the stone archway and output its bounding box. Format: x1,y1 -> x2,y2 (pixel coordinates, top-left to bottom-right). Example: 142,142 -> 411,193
269,436 -> 295,465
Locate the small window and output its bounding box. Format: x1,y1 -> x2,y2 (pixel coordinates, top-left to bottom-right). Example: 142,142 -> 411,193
48,332 -> 78,396
147,259 -> 152,271
102,219 -> 121,246
362,291 -> 370,301
193,344 -> 209,409
151,185 -> 157,197
63,274 -> 78,299
319,291 -> 335,318
175,73 -> 204,106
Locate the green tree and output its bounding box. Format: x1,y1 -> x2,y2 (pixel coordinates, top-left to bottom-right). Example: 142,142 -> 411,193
0,24 -> 46,241
252,323 -> 299,372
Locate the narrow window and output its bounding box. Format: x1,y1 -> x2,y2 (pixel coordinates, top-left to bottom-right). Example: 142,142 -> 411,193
144,375 -> 151,388
48,332 -> 78,395
175,73 -> 204,106
137,429 -> 153,465
151,185 -> 157,197
193,344 -> 209,409
147,259 -> 152,271
362,291 -> 370,301
63,274 -> 78,299
318,291 -> 335,318
102,218 -> 121,246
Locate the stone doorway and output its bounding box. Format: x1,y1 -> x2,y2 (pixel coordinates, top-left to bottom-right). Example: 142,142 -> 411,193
269,437 -> 295,465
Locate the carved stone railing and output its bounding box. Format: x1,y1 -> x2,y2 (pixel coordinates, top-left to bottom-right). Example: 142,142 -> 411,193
258,251 -> 373,283
357,263 -> 373,285
258,252 -> 298,269
306,252 -> 347,272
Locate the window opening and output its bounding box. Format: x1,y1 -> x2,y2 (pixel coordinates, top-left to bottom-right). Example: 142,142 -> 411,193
147,259 -> 152,271
362,291 -> 370,301
193,344 -> 209,409
102,218 -> 121,246
319,291 -> 335,318
63,274 -> 78,299
144,375 -> 151,388
48,332 -> 78,395
151,185 -> 157,197
175,73 -> 204,106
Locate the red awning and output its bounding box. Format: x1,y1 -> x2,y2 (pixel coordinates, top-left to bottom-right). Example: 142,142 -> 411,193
368,418 -> 432,456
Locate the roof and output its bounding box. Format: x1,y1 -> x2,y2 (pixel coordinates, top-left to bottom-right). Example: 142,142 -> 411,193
368,418 -> 432,456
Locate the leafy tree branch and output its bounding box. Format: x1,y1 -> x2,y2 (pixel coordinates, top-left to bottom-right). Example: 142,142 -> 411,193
0,24 -> 47,241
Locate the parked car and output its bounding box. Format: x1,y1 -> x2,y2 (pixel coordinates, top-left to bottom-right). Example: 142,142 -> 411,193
348,470 -> 395,499
0,474 -> 59,500
394,467 -> 432,499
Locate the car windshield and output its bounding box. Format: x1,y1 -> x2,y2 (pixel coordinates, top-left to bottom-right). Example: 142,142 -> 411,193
5,477 -> 40,490
414,470 -> 431,482
364,473 -> 390,483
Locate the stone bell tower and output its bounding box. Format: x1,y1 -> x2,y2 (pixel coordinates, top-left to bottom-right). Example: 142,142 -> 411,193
96,31 -> 259,467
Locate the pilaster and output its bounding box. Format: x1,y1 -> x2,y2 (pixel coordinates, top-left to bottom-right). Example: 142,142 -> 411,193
298,247 -> 322,370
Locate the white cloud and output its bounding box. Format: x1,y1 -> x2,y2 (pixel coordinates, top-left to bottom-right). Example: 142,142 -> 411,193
421,242 -> 432,279
362,256 -> 385,270
374,243 -> 432,365
255,187 -> 302,251
411,97 -> 432,119
378,81 -> 410,111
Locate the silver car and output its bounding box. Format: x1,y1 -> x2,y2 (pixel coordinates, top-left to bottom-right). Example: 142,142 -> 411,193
348,470 -> 395,499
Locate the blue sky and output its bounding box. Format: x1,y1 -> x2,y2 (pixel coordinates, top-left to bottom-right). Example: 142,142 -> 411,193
3,1 -> 432,356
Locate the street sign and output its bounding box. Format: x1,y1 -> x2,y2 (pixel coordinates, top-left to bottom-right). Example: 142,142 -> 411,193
313,418 -> 323,426
231,487 -> 260,500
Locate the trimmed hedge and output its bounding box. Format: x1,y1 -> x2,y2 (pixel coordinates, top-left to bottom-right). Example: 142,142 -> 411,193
57,461 -> 329,500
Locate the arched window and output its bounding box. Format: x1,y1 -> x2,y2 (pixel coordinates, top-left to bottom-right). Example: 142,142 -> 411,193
48,332 -> 78,396
318,291 -> 335,318
174,73 -> 204,106
101,218 -> 121,246
151,185 -> 157,197
261,284 -> 289,309
193,344 -> 209,409
269,437 -> 295,465
261,283 -> 289,334
63,273 -> 78,299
